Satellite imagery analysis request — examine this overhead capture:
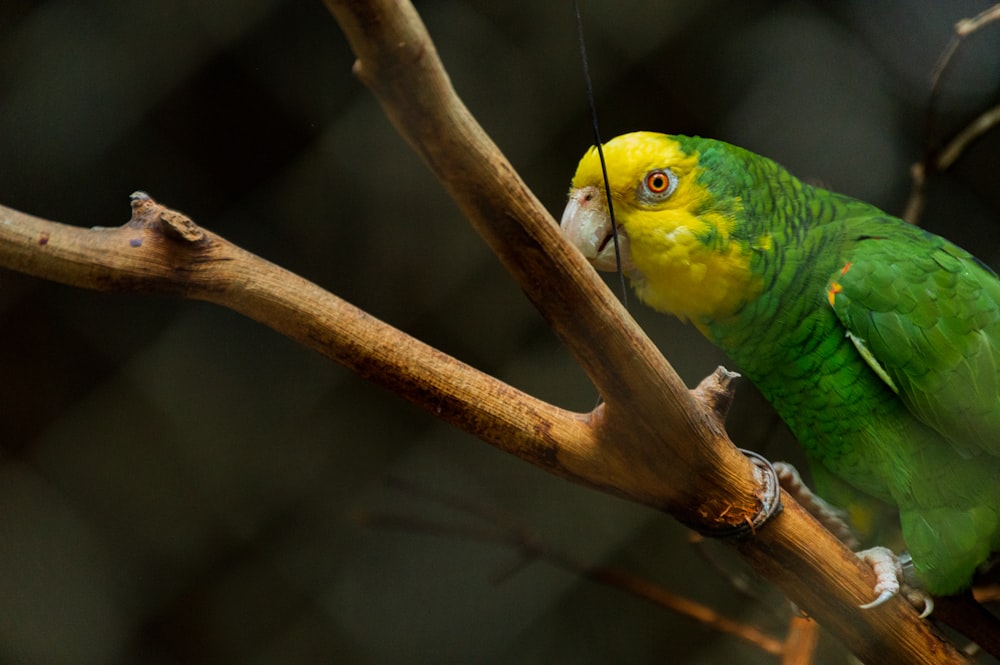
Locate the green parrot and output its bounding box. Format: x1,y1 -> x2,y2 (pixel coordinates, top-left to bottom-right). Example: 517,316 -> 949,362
560,131 -> 1000,597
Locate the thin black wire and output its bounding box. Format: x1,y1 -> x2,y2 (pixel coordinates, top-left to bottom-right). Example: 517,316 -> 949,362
573,1 -> 628,308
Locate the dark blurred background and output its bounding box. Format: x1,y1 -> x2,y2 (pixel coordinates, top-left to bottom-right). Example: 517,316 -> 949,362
0,1 -> 998,663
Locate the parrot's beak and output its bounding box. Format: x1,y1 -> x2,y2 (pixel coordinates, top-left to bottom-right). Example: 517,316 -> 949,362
560,186 -> 632,272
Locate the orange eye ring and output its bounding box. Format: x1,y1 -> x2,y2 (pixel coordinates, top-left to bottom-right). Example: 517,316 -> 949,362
640,168 -> 677,201
645,171 -> 671,193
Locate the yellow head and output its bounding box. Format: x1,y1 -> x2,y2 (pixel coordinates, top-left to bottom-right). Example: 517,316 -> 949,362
561,131 -> 766,327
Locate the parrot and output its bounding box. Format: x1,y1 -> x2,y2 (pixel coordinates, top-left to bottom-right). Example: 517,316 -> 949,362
560,131 -> 1000,599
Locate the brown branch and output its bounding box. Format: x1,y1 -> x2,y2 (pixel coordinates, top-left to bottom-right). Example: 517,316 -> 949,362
323,2 -> 967,663
781,617 -> 821,665
323,0 -> 761,523
0,2 -> 970,663
0,194 -> 591,483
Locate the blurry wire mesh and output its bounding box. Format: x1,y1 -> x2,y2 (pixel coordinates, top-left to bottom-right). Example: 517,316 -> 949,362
0,1 -> 997,663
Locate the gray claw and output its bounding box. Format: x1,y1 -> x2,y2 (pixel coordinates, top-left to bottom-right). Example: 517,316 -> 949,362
859,588 -> 897,610
857,546 -> 901,610
855,546 -> 933,616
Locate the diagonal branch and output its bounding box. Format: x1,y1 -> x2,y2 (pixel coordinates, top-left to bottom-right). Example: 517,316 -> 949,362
324,0 -> 759,520
323,1 -> 967,663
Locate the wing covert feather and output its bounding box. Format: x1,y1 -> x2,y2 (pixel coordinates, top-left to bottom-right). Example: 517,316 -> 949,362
827,224 -> 1000,458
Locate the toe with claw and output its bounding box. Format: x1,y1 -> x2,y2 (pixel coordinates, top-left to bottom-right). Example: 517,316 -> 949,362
857,547 -> 933,617
774,461 -> 859,548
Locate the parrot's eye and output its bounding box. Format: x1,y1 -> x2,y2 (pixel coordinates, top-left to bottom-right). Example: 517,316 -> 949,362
640,169 -> 678,202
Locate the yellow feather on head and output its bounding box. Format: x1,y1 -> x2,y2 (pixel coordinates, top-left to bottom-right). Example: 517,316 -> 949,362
569,131 -> 763,329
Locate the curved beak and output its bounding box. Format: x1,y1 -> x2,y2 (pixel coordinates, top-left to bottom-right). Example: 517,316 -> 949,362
559,186 -> 631,272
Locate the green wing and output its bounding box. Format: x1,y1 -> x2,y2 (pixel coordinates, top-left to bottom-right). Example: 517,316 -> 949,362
827,219 -> 1000,458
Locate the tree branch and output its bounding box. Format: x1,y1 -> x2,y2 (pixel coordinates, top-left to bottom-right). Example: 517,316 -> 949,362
0,193 -> 593,481
323,1 -> 967,662
323,0 -> 759,523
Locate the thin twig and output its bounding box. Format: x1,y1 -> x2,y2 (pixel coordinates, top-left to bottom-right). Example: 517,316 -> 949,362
936,103 -> 1000,171
358,493 -> 787,657
926,3 -> 1000,152
903,3 -> 1000,224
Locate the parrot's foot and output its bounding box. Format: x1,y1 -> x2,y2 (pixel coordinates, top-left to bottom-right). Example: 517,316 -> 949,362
773,462 -> 859,548
769,463 -> 933,615
857,546 -> 901,609
857,547 -> 933,617
699,449 -> 783,538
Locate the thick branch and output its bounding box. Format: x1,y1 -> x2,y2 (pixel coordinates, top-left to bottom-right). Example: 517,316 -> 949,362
323,0 -> 758,525
0,195 -> 594,482
323,1 -> 967,663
